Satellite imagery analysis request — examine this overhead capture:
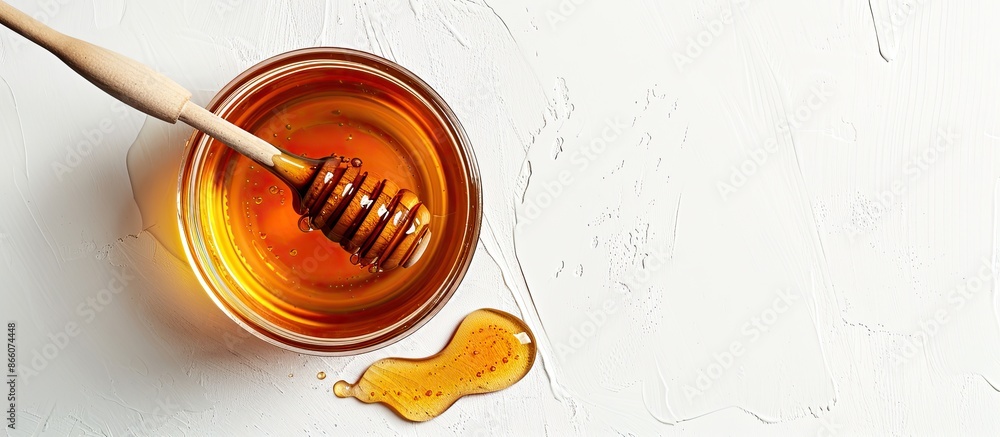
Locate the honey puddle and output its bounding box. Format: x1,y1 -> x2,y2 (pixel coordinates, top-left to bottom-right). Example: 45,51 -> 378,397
332,309 -> 537,422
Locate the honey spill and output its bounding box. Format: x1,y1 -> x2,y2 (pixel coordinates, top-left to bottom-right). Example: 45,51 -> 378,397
317,371 -> 327,380
332,309 -> 537,422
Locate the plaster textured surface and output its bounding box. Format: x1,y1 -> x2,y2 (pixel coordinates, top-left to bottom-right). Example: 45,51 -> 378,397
1,0 -> 999,435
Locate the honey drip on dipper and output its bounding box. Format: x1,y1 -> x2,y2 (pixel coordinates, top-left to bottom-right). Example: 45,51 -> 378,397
271,152 -> 432,272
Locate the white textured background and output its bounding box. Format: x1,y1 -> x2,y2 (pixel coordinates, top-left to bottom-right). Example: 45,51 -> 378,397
2,0 -> 999,435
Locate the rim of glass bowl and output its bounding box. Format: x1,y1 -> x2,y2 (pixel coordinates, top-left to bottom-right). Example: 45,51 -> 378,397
177,47 -> 482,356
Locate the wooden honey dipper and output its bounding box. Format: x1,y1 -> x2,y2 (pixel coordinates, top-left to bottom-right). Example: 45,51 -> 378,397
0,1 -> 432,272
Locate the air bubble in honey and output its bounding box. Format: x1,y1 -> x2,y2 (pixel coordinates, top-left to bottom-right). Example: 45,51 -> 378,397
297,216 -> 313,232
332,309 -> 536,422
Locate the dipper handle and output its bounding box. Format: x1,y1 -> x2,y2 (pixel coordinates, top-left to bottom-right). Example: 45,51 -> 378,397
0,1 -> 281,165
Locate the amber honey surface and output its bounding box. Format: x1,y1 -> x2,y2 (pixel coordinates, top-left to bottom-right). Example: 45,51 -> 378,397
180,49 -> 480,353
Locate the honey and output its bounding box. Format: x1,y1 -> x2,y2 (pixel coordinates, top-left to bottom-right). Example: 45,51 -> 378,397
179,48 -> 482,354
333,309 -> 537,422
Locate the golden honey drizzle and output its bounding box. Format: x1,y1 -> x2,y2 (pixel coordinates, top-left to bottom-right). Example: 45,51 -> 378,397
333,309 -> 537,422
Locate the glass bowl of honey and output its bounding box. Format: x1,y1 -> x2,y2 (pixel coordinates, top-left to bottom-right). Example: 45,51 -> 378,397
178,48 -> 481,355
